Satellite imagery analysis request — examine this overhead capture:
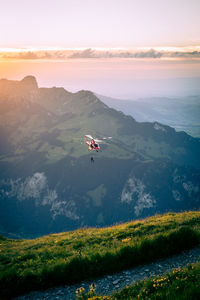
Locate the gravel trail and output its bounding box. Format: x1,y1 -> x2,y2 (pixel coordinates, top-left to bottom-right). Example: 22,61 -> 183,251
14,245 -> 200,300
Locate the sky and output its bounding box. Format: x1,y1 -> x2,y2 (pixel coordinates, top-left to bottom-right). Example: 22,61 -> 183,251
0,0 -> 200,98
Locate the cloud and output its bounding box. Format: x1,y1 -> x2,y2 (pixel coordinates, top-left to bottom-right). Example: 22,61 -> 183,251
1,48 -> 200,60
69,48 -> 97,58
2,50 -> 68,60
69,48 -> 163,59
132,49 -> 163,58
3,51 -> 44,60
166,50 -> 200,58
68,48 -> 200,59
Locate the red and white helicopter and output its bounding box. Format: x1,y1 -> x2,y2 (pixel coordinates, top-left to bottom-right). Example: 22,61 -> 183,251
85,135 -> 112,152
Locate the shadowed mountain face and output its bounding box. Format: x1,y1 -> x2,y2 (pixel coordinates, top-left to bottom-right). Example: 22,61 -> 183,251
0,76 -> 200,238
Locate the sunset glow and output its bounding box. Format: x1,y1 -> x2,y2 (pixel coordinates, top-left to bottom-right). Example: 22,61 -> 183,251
0,46 -> 200,61
0,0 -> 200,98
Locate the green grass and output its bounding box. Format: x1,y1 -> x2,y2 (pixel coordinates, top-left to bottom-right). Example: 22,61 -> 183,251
78,262 -> 200,300
110,262 -> 200,300
0,211 -> 200,299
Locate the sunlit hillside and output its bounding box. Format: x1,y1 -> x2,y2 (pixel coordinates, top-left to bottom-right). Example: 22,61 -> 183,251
0,211 -> 200,298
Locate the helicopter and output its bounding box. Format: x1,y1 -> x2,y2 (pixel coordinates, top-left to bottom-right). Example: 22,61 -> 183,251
85,135 -> 101,151
84,135 -> 112,152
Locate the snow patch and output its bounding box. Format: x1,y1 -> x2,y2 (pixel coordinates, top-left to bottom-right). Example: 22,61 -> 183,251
173,169 -> 199,198
121,177 -> 156,216
172,190 -> 182,201
0,173 -> 79,221
154,122 -> 166,132
183,181 -> 199,197
50,200 -> 79,220
173,168 -> 186,183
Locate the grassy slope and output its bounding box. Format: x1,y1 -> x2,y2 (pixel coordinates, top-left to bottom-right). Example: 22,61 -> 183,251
81,262 -> 200,300
0,211 -> 200,299
111,262 -> 200,300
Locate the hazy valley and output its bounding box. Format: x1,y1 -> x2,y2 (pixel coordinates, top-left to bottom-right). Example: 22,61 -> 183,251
98,94 -> 200,138
0,76 -> 200,238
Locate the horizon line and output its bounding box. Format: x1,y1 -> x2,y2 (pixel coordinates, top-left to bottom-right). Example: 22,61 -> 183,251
1,46 -> 200,61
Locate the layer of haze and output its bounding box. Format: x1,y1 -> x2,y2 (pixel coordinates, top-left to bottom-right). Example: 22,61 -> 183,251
1,59 -> 200,98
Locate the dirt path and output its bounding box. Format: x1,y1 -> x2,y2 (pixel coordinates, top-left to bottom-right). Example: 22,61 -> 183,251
14,245 -> 200,300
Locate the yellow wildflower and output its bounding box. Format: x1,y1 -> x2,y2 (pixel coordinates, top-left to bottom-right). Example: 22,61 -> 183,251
122,238 -> 131,243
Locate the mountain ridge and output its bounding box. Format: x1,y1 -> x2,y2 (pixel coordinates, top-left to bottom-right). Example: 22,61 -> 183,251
97,93 -> 200,138
0,76 -> 199,238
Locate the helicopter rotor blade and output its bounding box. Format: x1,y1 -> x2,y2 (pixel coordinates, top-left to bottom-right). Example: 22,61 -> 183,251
85,135 -> 93,140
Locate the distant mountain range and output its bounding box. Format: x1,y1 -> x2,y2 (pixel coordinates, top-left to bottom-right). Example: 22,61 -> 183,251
97,94 -> 200,138
0,76 -> 200,238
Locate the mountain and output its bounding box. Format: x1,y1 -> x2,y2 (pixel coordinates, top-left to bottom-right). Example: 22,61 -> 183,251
97,94 -> 200,138
0,76 -> 200,238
